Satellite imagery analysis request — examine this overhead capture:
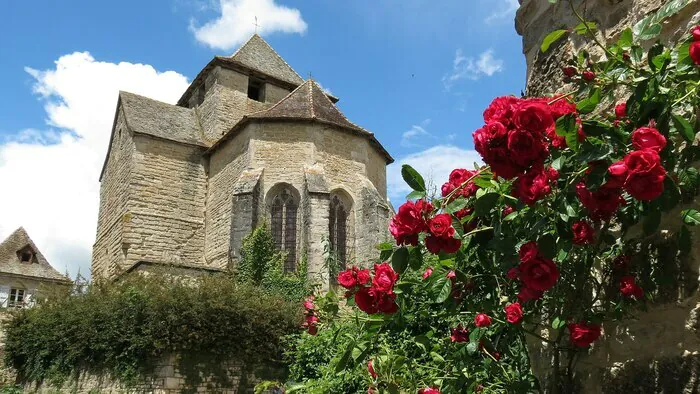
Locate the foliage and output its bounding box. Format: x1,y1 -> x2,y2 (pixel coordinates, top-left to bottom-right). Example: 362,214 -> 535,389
3,273 -> 302,389
285,4 -> 700,394
238,225 -> 312,301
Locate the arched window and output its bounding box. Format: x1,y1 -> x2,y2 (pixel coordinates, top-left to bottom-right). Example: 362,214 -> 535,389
270,187 -> 298,272
329,195 -> 348,269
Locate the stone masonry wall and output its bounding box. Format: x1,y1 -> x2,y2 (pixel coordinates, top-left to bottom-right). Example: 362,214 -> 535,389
92,109 -> 134,278
121,135 -> 208,273
516,0 -> 700,392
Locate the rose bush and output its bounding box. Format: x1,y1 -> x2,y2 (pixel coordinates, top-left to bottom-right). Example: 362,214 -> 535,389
284,4 -> 700,394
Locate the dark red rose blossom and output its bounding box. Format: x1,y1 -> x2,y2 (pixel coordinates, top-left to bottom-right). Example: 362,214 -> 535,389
474,313 -> 492,327
418,388 -> 441,394
376,291 -> 398,314
507,267 -> 520,280
576,182 -> 625,221
513,99 -> 554,133
425,235 -> 461,254
613,255 -> 631,272
572,220 -> 595,245
519,256 -> 559,292
519,241 -> 540,263
607,160 -> 628,189
502,205 -> 516,217
441,168 -> 480,198
389,200 -> 431,246
546,167 -> 559,181
483,96 -> 521,126
568,322 -> 602,347
450,324 -> 469,343
513,167 -> 552,205
303,297 -> 315,310
582,71 -> 596,81
615,102 -> 627,119
562,66 -> 577,77
355,287 -> 378,314
619,275 -> 644,299
517,286 -> 543,302
505,302 -> 524,324
337,269 -> 358,289
357,269 -> 371,285
422,267 -> 433,280
429,214 -> 456,238
508,128 -> 549,168
631,126 -> 666,152
368,360 -> 377,379
372,263 -> 398,293
692,25 -> 700,41
548,96 -> 577,120
691,42 -> 700,66
623,149 -> 666,201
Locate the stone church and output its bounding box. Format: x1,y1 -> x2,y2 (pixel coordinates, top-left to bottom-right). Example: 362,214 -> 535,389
91,34 -> 393,284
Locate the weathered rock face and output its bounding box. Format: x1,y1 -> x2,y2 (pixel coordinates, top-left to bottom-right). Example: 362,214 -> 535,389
516,1 -> 700,392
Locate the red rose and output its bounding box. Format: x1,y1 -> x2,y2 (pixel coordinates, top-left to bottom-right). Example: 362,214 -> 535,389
372,263 -> 398,293
422,267 -> 433,280
517,286 -> 543,302
548,97 -> 577,120
507,267 -> 520,280
483,96 -> 521,126
507,128 -> 548,168
368,359 -> 377,379
613,255 -> 630,272
619,275 -> 644,299
307,325 -> 318,335
623,150 -> 666,201
568,322 -> 602,347
562,66 -> 577,77
692,25 -> 700,41
337,269 -> 358,289
691,42 -> 700,66
504,302 -> 524,324
519,241 -> 540,263
418,388 -> 441,394
446,270 -> 456,279
572,220 -> 595,245
355,287 -> 378,314
389,200 -> 432,246
305,315 -> 319,326
357,269 -> 371,285
582,71 -> 596,81
546,117 -> 585,149
474,313 -> 492,327
615,102 -> 627,119
450,324 -> 469,343
513,99 -> 554,133
576,182 -> 625,221
607,160 -> 628,188
303,298 -> 315,310
513,167 -> 552,205
631,126 -> 666,152
519,257 -> 559,292
546,167 -> 559,181
376,291 -> 398,314
429,214 -> 456,238
442,168 -> 479,198
425,235 -> 461,254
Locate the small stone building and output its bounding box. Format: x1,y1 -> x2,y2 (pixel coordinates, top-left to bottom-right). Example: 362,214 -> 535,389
91,34 -> 393,285
0,227 -> 71,309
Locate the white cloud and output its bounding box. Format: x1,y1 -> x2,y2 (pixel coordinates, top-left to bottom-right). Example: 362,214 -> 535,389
401,118 -> 432,147
387,145 -> 482,204
191,0 -> 307,51
443,49 -> 504,90
485,0 -> 520,24
0,52 -> 189,279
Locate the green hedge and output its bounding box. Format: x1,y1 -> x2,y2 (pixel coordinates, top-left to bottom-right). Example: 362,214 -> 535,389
4,273 -> 303,388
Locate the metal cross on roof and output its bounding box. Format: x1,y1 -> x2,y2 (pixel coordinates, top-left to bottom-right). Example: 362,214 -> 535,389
254,16 -> 260,33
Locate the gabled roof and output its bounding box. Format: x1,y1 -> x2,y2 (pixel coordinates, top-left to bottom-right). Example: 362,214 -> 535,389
119,91 -> 208,147
208,80 -> 394,163
0,228 -> 71,283
230,34 -> 304,86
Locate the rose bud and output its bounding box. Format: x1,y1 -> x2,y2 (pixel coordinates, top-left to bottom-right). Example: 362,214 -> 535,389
582,71 -> 596,81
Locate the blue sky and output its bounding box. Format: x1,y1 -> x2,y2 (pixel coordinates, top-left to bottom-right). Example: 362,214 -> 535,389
0,0 -> 525,277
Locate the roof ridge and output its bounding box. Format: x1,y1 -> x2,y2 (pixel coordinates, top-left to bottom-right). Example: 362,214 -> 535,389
229,34 -> 258,58
308,81 -> 368,132
250,34 -> 304,81
308,80 -> 316,119
263,79 -> 311,114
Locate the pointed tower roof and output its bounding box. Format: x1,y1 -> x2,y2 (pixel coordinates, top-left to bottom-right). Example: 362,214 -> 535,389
0,228 -> 71,283
228,34 -> 304,86
208,80 -> 393,163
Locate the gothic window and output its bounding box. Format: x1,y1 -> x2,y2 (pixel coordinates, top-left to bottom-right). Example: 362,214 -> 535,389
329,195 -> 348,269
270,187 -> 298,272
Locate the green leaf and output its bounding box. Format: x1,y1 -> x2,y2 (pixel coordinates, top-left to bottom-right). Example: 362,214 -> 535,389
634,0 -> 691,40
617,28 -> 633,48
474,192 -> 500,217
430,351 -> 445,363
335,341 -> 355,372
541,29 -> 568,53
576,88 -> 601,114
401,164 -> 426,192
444,198 -> 469,214
406,190 -> 426,200
679,226 -> 692,255
466,341 -> 478,355
376,242 -> 393,251
638,23 -> 662,41
573,22 -> 597,35
672,114 -> 695,142
581,120 -> 610,137
548,0 -> 557,3
551,155 -> 566,171
552,317 -> 565,330
555,113 -> 579,151
538,234 -> 557,259
431,277 -> 453,304
391,247 -> 409,274
408,246 -> 423,270
643,210 -> 661,235
682,209 -> 700,225
472,176 -> 494,189
414,335 -> 431,352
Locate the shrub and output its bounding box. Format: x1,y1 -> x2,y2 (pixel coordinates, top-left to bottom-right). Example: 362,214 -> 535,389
4,273 -> 303,388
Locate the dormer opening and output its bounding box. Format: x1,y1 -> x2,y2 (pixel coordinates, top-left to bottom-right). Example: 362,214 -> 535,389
17,245 -> 35,263
247,77 -> 265,102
